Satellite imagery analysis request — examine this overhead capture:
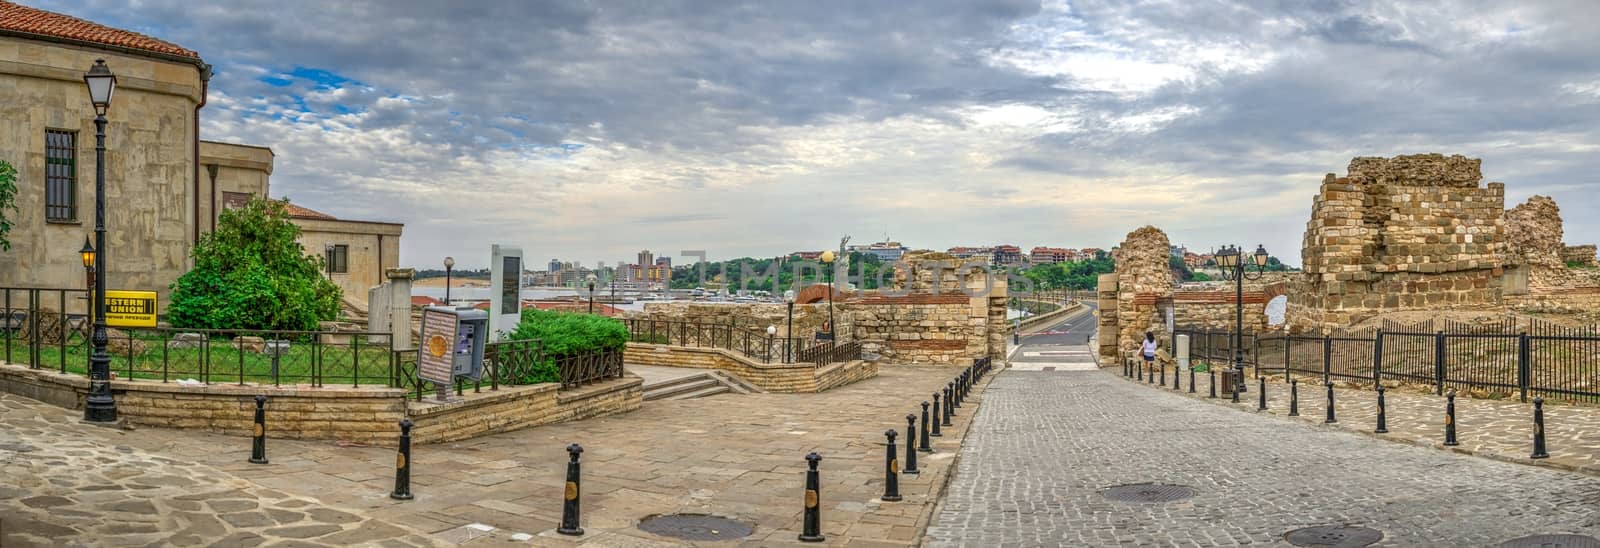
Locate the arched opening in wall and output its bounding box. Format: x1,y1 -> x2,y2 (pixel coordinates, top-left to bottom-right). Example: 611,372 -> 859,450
1264,295 -> 1288,327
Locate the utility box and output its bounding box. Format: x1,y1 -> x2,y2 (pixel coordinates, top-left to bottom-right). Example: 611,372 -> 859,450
419,306 -> 488,386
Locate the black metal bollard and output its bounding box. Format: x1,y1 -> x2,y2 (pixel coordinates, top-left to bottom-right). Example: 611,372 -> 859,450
1159,362 -> 1166,387
1531,397 -> 1549,459
904,414 -> 920,474
1375,386 -> 1388,434
1147,361 -> 1155,384
919,402 -> 933,452
390,419 -> 414,500
1257,377 -> 1267,411
1188,365 -> 1196,393
1444,390 -> 1459,446
1137,359 -> 1144,381
799,452 -> 824,542
558,443 -> 584,535
249,395 -> 268,464
950,382 -> 960,412
1289,379 -> 1299,417
1324,384 -> 1337,424
1174,363 -> 1181,390
1209,368 -> 1217,398
931,393 -> 944,436
1231,376 -> 1241,404
882,430 -> 902,502
941,388 -> 954,427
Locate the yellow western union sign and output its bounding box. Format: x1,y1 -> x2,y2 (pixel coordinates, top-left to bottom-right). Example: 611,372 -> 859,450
104,290 -> 157,328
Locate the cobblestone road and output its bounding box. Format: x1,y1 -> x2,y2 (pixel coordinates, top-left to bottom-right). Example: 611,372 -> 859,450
926,364 -> 1600,547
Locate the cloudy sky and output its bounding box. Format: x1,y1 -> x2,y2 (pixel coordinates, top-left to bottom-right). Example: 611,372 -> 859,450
44,0 -> 1600,268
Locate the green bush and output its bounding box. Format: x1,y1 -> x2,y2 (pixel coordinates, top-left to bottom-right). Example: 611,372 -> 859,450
167,198 -> 341,331
507,309 -> 629,355
0,160 -> 17,251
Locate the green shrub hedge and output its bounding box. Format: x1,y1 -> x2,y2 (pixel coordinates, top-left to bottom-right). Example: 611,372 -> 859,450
508,309 -> 628,356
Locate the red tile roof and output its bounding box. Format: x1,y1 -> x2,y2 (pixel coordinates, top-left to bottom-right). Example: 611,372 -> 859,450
0,1 -> 200,59
283,202 -> 336,220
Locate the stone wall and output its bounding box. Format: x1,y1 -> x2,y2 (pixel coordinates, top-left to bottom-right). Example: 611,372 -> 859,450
1563,245 -> 1598,267
1555,246 -> 1593,267
0,36 -> 206,304
0,361 -> 642,446
294,217 -> 404,309
1288,154 -> 1505,330
198,140 -> 272,233
1112,226 -> 1175,356
623,343 -> 877,392
1506,288 -> 1600,315
1096,273 -> 1119,361
1172,290 -> 1269,332
1504,195 -> 1574,290
407,375 -> 642,445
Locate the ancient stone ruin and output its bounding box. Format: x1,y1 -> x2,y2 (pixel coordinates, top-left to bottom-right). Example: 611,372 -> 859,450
1503,195 -> 1575,291
1099,226 -> 1174,359
1287,154 -> 1507,329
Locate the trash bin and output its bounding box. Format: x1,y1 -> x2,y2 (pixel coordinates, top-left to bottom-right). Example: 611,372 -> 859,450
1220,369 -> 1240,395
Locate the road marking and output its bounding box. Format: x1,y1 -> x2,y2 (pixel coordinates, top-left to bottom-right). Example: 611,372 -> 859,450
1010,361 -> 1098,371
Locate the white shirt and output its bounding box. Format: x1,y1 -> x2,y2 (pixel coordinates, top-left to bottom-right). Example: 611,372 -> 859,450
1140,339 -> 1157,357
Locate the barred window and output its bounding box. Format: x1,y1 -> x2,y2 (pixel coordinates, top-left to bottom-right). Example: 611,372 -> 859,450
45,130 -> 76,222
326,244 -> 349,273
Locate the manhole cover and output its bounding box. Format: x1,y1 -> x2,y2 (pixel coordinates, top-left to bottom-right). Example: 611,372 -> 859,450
1284,525 -> 1384,547
1102,483 -> 1194,503
1499,534 -> 1600,548
637,514 -> 754,541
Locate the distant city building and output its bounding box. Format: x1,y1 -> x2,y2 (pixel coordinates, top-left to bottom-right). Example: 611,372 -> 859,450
847,241 -> 908,261
655,257 -> 672,269
793,251 -> 824,260
638,250 -> 655,269
947,246 -> 994,260
992,245 -> 1023,266
549,259 -> 562,273
1170,244 -> 1189,257
1030,247 -> 1073,264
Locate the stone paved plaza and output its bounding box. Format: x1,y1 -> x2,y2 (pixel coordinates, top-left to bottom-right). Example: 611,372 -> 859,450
927,364 -> 1600,546
0,394 -> 441,547
3,366 -> 992,546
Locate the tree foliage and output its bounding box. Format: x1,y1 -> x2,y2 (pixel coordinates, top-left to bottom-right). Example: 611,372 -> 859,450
504,309 -> 630,384
0,160 -> 16,252
1021,257 -> 1117,290
167,198 -> 342,331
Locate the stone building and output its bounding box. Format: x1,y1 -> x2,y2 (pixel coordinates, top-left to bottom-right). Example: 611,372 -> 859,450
1100,226 -> 1174,360
0,1 -> 401,310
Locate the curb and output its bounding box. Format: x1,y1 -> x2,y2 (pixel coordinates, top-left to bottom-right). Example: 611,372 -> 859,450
911,366 -> 1001,547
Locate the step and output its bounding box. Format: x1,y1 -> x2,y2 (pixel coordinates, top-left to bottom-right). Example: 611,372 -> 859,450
666,384 -> 730,400
644,375 -> 720,401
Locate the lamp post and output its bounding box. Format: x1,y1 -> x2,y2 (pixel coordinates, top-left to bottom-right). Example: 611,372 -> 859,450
786,293 -> 796,363
819,250 -> 836,340
82,59 -> 117,423
324,244 -> 335,279
1215,244 -> 1269,396
587,274 -> 598,314
610,273 -> 616,315
80,237 -> 96,304
766,325 -> 777,360
443,256 -> 455,306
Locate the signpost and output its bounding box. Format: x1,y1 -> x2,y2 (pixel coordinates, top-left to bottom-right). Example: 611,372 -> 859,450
103,290 -> 157,328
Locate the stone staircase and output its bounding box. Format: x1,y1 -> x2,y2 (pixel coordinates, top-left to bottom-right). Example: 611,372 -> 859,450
642,370 -> 760,401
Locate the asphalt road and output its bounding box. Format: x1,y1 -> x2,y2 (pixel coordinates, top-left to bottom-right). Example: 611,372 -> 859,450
1016,301 -> 1098,347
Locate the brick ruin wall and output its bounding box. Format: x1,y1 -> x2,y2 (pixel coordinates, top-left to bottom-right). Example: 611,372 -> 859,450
1564,245 -> 1598,267
1504,195 -> 1577,290
1287,154 -> 1506,330
1107,226 -> 1175,358
1172,290 -> 1270,332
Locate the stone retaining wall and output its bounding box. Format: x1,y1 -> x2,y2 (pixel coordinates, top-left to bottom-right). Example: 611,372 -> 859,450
0,361 -> 641,446
1173,291 -> 1269,332
407,375 -> 642,445
623,343 -> 877,392
1564,245 -> 1598,267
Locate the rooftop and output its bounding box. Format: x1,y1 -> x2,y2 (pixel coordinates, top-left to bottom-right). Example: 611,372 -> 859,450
0,1 -> 201,60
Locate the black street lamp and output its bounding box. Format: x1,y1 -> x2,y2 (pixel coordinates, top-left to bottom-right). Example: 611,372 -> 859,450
786,294 -> 795,363
443,256 -> 454,306
82,59 -> 117,423
1215,244 -> 1270,396
820,250 -> 836,340
587,274 -> 598,314
79,236 -> 96,295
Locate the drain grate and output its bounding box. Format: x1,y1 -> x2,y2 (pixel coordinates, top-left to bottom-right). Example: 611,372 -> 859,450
1498,534 -> 1600,548
1284,525 -> 1384,547
1102,483 -> 1194,503
637,514 -> 754,541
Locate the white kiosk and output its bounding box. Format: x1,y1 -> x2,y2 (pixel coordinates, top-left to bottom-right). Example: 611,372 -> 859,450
489,244 -> 524,341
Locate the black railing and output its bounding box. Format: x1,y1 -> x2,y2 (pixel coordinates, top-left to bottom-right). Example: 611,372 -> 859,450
798,341 -> 862,365
1215,318 -> 1600,404
623,318 -> 850,365
2,287 -> 92,375
394,339 -> 625,401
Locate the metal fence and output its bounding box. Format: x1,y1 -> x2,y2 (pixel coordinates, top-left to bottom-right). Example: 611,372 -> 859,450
393,339 -> 625,401
623,318 -> 857,365
1191,318 -> 1600,404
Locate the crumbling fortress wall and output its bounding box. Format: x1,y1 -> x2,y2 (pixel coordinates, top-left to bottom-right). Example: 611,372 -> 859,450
1503,195 -> 1576,291
1563,245 -> 1598,267
1287,154 -> 1506,329
1102,226 -> 1174,358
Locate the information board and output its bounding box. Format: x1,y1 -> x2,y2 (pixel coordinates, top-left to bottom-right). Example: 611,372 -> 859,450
104,290 -> 157,328
418,309 -> 457,385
